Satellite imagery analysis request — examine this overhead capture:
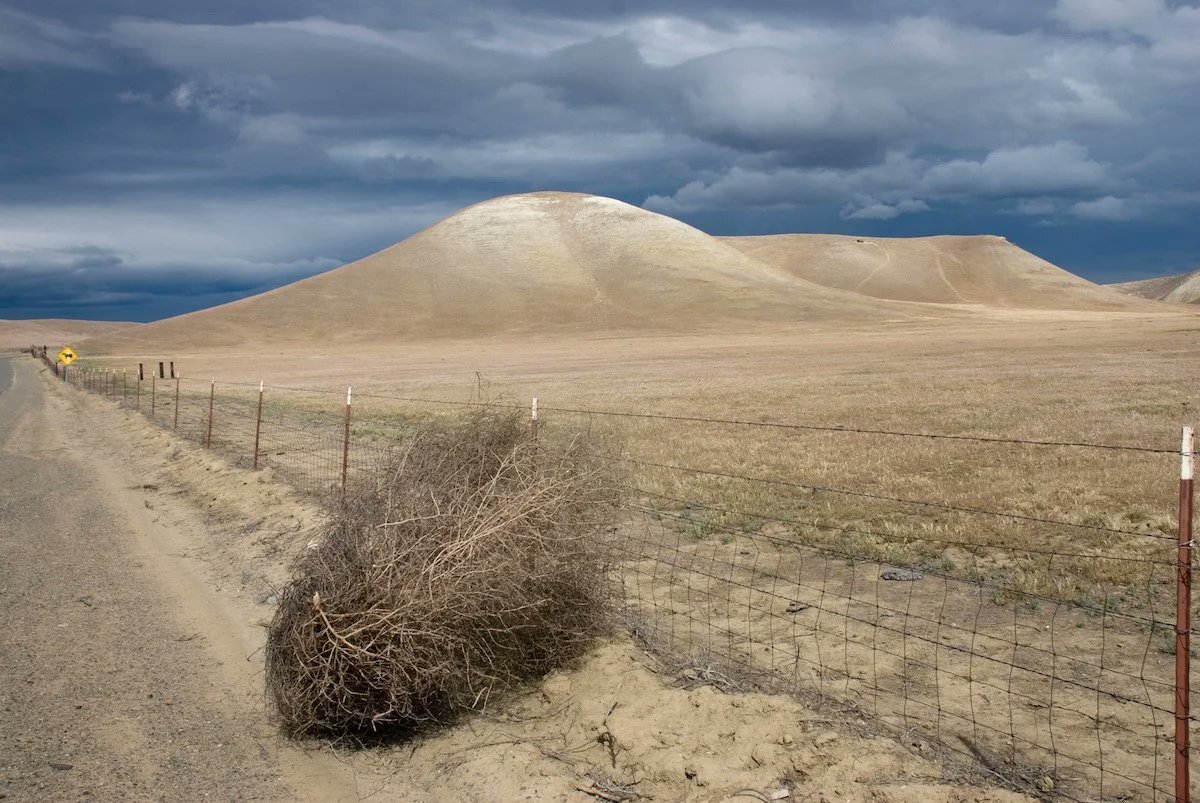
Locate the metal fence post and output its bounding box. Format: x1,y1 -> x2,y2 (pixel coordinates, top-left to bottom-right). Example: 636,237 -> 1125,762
206,378 -> 215,448
173,374 -> 180,430
151,374 -> 156,417
531,396 -> 539,439
136,375 -> 141,410
252,380 -> 264,470
122,370 -> 127,403
341,386 -> 352,494
1177,425 -> 1194,803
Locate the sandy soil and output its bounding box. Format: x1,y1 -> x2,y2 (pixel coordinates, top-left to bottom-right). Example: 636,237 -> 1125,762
0,356 -> 1036,802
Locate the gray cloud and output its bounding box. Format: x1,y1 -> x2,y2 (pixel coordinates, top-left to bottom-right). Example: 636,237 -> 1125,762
0,7 -> 104,68
0,0 -> 1198,318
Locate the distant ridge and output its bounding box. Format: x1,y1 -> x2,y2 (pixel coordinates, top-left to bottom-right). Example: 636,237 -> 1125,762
721,233 -> 1156,310
0,318 -> 136,352
1110,268 -> 1200,304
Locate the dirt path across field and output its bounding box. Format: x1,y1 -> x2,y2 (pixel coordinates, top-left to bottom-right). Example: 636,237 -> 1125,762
0,357 -> 378,801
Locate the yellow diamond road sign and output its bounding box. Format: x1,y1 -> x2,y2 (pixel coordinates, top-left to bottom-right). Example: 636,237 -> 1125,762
57,347 -> 77,365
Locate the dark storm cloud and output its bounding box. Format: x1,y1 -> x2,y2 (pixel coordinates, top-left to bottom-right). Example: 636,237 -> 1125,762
0,0 -> 1198,319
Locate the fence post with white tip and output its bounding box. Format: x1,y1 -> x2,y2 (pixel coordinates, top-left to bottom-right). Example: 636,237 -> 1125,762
341,386 -> 352,494
1176,425 -> 1194,803
253,380 -> 264,470
173,374 -> 180,430
531,396 -> 539,440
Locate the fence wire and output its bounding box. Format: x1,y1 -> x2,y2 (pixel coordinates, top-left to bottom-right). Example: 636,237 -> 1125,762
38,352 -> 1193,802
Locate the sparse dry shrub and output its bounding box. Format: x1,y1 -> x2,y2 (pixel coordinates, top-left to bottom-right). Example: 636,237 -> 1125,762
265,408 -> 618,738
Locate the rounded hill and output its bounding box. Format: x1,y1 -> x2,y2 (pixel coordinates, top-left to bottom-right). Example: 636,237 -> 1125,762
89,192 -> 889,353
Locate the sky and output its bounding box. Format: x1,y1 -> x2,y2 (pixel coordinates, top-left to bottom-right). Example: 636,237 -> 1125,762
1,0 -> 1198,322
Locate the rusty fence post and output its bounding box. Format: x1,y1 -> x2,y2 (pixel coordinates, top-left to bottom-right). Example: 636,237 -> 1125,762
341,386 -> 352,494
252,380 -> 264,470
173,374 -> 180,430
206,378 -> 215,448
1177,425 -> 1194,803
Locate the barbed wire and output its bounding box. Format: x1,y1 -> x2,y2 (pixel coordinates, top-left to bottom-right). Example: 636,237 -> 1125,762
170,377 -> 1180,455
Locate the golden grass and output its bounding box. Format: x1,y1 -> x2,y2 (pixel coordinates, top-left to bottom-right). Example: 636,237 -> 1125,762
86,311 -> 1199,606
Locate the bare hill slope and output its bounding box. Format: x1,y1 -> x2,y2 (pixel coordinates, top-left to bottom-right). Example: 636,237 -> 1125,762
1111,268 -> 1200,304
722,234 -> 1153,310
89,193 -> 891,353
0,319 -> 136,352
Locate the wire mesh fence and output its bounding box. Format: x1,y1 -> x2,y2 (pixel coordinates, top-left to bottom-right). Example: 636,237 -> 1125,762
34,349 -> 1195,802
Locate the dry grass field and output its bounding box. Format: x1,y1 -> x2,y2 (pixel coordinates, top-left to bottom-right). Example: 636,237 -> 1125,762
104,311 -> 1195,596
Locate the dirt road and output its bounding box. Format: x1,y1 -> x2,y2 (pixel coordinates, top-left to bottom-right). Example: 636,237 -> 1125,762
0,358 -> 361,801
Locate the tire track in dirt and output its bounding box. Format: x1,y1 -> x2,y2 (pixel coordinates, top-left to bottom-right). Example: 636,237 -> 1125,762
0,358 -> 368,801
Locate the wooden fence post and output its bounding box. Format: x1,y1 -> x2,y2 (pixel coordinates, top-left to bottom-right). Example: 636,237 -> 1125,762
252,380 -> 264,470
1177,426 -> 1194,803
206,378 -> 215,448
